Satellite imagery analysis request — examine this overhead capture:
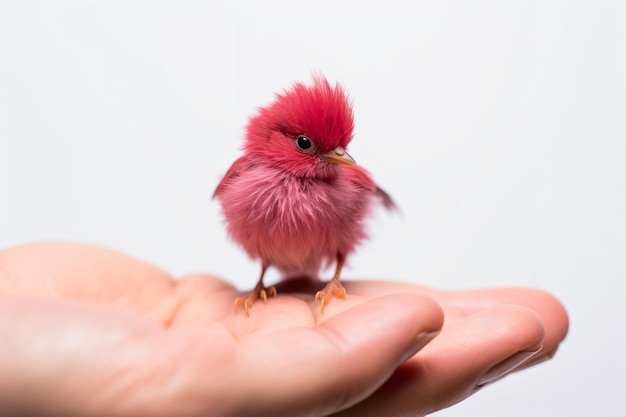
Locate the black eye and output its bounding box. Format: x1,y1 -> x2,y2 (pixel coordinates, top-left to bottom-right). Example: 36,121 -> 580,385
295,135 -> 315,152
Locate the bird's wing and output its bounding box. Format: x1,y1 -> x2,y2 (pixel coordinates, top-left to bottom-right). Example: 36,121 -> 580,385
374,184 -> 396,211
343,165 -> 396,211
212,155 -> 251,198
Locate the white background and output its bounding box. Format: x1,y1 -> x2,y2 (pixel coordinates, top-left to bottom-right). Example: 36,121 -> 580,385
1,1 -> 624,416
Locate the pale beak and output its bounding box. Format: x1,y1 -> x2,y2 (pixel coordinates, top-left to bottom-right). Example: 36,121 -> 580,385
321,146 -> 356,165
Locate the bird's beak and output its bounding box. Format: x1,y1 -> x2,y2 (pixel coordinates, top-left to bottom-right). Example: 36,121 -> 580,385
322,146 -> 356,165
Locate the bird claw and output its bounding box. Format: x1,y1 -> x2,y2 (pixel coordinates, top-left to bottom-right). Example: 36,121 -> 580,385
259,286 -> 277,302
235,285 -> 277,316
315,281 -> 346,313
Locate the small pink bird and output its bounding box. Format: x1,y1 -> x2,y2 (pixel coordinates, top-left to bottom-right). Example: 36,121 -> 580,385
214,76 -> 394,315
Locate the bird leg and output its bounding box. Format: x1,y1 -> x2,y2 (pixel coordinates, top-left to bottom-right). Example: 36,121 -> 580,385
234,264 -> 277,316
315,253 -> 347,313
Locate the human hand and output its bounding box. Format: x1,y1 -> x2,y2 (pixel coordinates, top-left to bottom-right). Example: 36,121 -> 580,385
0,243 -> 567,417
0,242 -> 441,417
322,281 -> 569,416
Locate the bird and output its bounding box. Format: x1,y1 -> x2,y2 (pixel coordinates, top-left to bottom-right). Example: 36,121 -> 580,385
213,76 -> 394,315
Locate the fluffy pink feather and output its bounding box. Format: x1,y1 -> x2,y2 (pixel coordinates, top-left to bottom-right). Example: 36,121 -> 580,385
214,76 -> 394,313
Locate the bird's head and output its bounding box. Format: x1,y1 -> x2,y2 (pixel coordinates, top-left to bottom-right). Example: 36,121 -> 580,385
243,76 -> 355,178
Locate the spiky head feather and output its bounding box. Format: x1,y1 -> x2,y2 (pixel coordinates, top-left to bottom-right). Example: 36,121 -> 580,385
242,76 -> 354,177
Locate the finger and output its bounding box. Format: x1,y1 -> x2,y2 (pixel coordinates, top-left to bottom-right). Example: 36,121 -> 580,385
429,287 -> 568,369
0,242 -> 178,325
478,288 -> 569,370
225,293 -> 443,417
344,281 -> 568,368
335,304 -> 544,417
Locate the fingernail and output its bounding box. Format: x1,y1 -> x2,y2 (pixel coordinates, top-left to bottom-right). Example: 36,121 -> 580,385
477,348 -> 542,387
402,330 -> 440,362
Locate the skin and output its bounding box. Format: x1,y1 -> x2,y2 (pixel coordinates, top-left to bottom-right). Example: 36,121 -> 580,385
0,243 -> 568,417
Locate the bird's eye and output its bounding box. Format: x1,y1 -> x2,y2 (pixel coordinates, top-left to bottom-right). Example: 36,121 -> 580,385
295,135 -> 315,153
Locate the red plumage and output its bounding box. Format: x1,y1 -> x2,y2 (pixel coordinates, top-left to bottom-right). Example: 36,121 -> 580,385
214,76 -> 394,314
245,76 -> 354,153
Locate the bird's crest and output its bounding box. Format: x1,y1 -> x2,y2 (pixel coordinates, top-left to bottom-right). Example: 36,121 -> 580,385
246,76 -> 354,152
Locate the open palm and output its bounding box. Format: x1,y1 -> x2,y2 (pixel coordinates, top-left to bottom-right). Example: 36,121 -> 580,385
0,243 -> 568,417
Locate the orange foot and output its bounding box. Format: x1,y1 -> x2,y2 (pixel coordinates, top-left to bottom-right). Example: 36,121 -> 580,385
315,279 -> 346,313
235,286 -> 277,316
